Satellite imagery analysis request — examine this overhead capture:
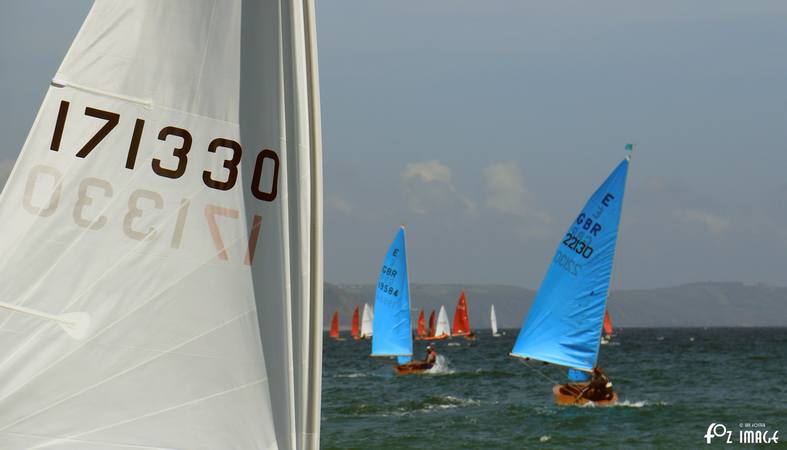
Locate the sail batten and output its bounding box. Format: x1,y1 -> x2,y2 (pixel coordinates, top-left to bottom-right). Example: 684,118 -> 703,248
511,158 -> 629,371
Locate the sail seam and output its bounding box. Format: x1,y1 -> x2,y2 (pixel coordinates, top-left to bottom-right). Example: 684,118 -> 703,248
64,379 -> 267,442
0,309 -> 260,433
0,430 -> 176,450
50,78 -> 153,108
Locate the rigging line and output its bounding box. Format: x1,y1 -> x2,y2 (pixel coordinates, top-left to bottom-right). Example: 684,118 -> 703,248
518,359 -> 561,385
38,379 -> 266,445
0,308 -> 258,433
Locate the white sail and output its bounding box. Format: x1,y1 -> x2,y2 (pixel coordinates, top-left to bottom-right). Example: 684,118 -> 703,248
360,303 -> 373,338
435,305 -> 451,337
490,305 -> 499,337
0,1 -> 322,449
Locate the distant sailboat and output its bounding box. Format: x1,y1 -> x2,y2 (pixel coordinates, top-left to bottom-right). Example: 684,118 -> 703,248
452,291 -> 476,340
423,305 -> 450,340
511,149 -> 633,406
371,227 -> 423,375
360,302 -> 374,339
351,305 -> 361,340
329,311 -> 342,340
428,309 -> 436,337
0,1 -> 324,448
601,310 -> 614,345
416,309 -> 427,339
491,304 -> 501,337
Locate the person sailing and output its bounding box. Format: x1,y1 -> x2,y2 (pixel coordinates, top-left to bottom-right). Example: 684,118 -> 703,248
579,367 -> 614,401
424,345 -> 437,365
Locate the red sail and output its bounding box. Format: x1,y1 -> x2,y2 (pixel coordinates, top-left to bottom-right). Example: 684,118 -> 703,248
452,291 -> 471,336
329,311 -> 340,339
351,306 -> 360,339
603,310 -> 613,336
428,310 -> 436,337
417,310 -> 426,337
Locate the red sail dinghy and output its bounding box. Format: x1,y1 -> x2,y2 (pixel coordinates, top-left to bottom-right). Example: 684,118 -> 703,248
329,311 -> 343,341
351,306 -> 361,340
452,292 -> 475,340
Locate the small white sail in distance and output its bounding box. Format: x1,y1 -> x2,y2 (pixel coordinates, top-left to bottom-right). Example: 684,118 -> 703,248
435,305 -> 451,336
490,304 -> 499,337
0,1 -> 324,449
360,302 -> 373,338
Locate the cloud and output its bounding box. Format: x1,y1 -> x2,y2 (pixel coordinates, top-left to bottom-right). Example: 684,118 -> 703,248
401,160 -> 475,214
483,163 -> 531,218
483,162 -> 552,223
327,194 -> 353,213
673,209 -> 730,234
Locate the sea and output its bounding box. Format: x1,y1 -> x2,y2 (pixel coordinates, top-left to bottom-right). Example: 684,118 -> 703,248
321,328 -> 786,449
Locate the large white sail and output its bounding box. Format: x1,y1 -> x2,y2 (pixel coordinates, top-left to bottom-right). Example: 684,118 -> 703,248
360,303 -> 373,338
435,305 -> 451,337
0,1 -> 322,449
490,305 -> 499,337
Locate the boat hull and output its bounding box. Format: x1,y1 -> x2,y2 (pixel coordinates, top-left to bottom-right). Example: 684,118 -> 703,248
552,384 -> 618,406
419,333 -> 449,341
395,360 -> 434,375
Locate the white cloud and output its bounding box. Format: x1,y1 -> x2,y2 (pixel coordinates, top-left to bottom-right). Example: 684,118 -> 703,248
401,160 -> 475,214
673,209 -> 730,234
483,163 -> 531,218
327,194 -> 353,213
402,160 -> 452,184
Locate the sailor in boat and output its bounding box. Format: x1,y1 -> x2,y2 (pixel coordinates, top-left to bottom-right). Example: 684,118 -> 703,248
577,367 -> 614,402
394,345 -> 437,375
425,345 -> 437,365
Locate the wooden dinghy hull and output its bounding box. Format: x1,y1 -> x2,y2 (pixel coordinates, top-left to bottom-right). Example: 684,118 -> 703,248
395,361 -> 434,375
419,333 -> 449,341
552,384 -> 618,406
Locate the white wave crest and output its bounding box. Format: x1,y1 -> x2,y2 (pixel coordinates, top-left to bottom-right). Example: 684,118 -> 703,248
425,355 -> 455,374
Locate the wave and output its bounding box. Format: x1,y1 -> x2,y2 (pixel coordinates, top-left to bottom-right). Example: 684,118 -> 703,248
334,372 -> 368,379
343,395 -> 480,417
579,399 -> 668,408
425,355 -> 454,375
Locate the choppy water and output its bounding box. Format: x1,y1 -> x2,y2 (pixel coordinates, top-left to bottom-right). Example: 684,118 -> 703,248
321,328 -> 786,449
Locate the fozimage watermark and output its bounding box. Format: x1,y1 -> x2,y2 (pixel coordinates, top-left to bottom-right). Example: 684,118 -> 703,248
704,422 -> 780,444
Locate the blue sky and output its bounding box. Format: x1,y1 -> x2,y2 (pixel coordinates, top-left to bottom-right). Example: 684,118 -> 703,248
2,1 -> 786,288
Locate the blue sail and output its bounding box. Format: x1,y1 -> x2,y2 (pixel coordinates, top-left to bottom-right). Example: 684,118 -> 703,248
511,158 -> 629,371
567,368 -> 591,382
371,227 -> 413,357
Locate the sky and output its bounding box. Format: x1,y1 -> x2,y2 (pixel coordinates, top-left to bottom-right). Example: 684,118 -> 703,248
1,1 -> 786,289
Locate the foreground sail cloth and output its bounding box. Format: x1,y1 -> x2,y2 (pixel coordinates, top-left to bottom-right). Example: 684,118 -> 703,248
511,159 -> 629,371
0,1 -> 323,449
371,227 -> 412,358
